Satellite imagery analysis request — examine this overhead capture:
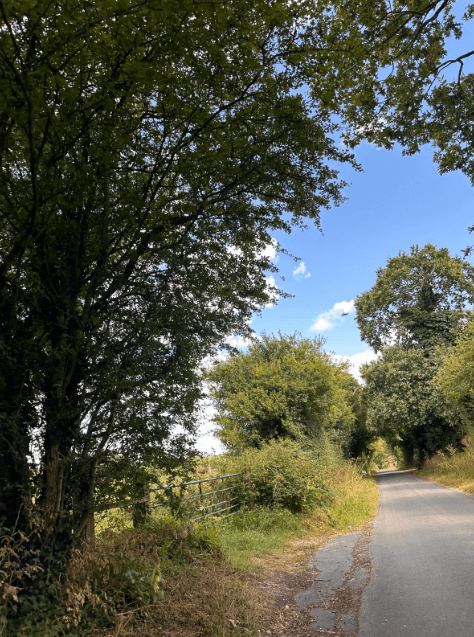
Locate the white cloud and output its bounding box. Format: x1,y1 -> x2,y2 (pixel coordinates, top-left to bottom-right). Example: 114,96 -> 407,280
310,299 -> 355,332
261,237 -> 279,264
312,317 -> 332,331
293,261 -> 311,279
332,348 -> 380,383
264,275 -> 279,308
225,334 -> 254,349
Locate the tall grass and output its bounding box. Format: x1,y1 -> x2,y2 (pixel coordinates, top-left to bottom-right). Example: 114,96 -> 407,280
417,436 -> 474,495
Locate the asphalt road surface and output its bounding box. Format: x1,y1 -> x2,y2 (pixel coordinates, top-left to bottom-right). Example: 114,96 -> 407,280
295,470 -> 474,636
358,470 -> 474,637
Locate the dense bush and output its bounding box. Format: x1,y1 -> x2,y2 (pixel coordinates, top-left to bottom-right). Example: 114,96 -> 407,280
207,333 -> 355,452
213,439 -> 336,514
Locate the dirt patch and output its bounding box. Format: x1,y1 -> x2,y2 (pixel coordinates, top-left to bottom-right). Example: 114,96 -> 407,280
250,534 -> 335,573
251,523 -> 374,637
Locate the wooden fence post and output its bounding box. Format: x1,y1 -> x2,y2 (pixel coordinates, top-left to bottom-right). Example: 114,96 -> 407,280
132,481 -> 150,527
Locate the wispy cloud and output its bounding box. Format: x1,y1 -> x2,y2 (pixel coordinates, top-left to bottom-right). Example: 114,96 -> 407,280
310,300 -> 355,332
293,261 -> 311,279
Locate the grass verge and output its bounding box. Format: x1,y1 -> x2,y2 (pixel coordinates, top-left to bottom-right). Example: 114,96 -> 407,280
416,468 -> 474,495
87,465 -> 379,637
415,436 -> 474,495
218,467 -> 379,571
3,464 -> 378,637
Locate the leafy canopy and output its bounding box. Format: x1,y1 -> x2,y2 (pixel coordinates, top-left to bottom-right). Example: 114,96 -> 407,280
0,0 -> 362,538
207,333 -> 355,452
361,345 -> 466,465
355,244 -> 474,352
324,1 -> 474,181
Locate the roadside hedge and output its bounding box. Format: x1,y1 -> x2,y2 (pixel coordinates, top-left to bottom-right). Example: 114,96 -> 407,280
214,439 -> 335,514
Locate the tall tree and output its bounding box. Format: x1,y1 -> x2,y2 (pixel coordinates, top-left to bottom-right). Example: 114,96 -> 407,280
356,245 -> 474,463
361,346 -> 465,465
437,316 -> 474,432
0,0 -> 365,591
355,244 -> 474,352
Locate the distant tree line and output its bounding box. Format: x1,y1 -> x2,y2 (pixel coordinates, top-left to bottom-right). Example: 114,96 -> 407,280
356,244 -> 474,466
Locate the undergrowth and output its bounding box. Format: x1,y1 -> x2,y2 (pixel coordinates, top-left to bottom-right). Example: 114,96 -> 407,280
93,556 -> 270,637
1,518 -> 221,637
218,465 -> 379,570
417,435 -> 474,495
1,440 -> 379,637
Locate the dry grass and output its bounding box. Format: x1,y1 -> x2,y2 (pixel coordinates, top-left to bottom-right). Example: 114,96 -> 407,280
89,556 -> 270,637
415,471 -> 474,496
80,470 -> 379,637
420,454 -> 445,473
416,437 -> 474,496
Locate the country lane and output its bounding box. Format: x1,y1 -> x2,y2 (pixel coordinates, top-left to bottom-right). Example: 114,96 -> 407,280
358,470 -> 474,637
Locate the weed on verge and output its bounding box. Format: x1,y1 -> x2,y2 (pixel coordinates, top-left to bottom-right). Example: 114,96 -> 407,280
91,555 -> 270,637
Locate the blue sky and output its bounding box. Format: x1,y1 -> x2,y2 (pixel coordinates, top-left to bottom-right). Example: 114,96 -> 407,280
197,142 -> 474,454
252,141 -> 474,362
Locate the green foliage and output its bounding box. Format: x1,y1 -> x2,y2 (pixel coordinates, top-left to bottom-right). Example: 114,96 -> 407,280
345,382 -> 373,459
2,609 -> 70,637
0,522 -> 75,637
0,0 -> 365,594
207,333 -> 355,452
361,345 -> 466,465
366,438 -> 394,470
355,244 -> 474,352
326,2 -> 474,187
417,437 -> 474,496
436,316 -> 474,431
354,244 -> 474,464
215,439 -> 336,514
